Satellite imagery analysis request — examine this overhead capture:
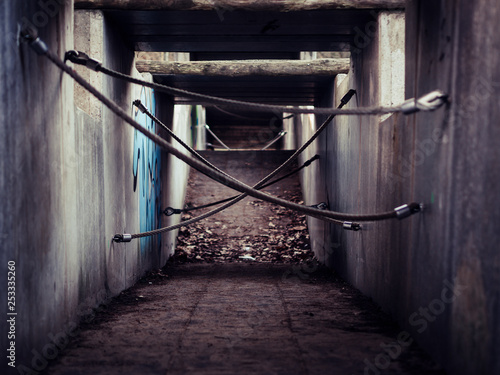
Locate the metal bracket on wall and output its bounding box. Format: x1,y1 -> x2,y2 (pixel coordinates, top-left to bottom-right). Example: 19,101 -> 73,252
310,202 -> 328,210
343,222 -> 362,231
113,234 -> 132,243
395,203 -> 423,219
64,50 -> 102,71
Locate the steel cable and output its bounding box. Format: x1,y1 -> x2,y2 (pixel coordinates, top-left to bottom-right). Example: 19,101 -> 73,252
100,65 -> 394,115
135,113 -> 349,239
95,64 -> 447,116
261,130 -> 286,150
136,100 -> 321,218
133,102 -> 344,238
136,100 -> 322,217
164,154 -> 321,216
22,36 -> 423,241
133,100 -> 233,178
44,50 -> 406,219
204,124 -> 231,150
63,49 -> 447,116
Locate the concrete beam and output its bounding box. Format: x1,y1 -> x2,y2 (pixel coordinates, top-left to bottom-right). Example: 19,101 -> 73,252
75,0 -> 405,11
136,58 -> 350,77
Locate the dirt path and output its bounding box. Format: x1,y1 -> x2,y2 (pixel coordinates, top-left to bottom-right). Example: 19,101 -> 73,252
171,151 -> 313,264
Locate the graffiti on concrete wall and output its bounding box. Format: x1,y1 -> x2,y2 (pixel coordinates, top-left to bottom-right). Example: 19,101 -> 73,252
132,88 -> 162,253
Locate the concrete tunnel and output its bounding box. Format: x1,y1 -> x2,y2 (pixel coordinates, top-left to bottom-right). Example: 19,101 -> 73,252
1,1 -> 499,374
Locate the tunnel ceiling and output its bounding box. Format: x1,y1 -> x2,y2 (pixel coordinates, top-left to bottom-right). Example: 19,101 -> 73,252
100,9 -> 378,107
104,9 -> 373,52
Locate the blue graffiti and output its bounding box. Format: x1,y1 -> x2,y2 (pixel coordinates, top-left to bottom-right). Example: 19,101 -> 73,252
133,88 -> 162,253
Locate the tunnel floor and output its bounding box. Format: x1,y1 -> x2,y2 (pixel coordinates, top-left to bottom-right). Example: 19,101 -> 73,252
45,263 -> 444,375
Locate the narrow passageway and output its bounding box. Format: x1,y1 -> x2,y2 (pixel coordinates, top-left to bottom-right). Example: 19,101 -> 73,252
171,151 -> 313,263
45,152 -> 444,375
4,2 -> 500,375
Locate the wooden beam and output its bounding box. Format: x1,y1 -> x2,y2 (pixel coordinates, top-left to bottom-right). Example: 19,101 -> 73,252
136,58 -> 350,77
75,0 -> 405,11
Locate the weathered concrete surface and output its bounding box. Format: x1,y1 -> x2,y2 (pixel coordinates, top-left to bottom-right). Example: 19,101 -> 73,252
0,1 -> 76,370
0,5 -> 179,372
403,2 -> 500,373
160,104 -> 193,259
296,4 -> 500,375
193,105 -> 207,151
149,53 -> 193,262
45,263 -> 444,375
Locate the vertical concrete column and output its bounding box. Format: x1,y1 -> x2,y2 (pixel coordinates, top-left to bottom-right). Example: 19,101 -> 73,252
162,105 -> 192,258
156,93 -> 175,265
74,10 -> 103,119
378,11 -> 405,122
292,103 -> 330,263
157,51 -> 193,261
296,51 -> 339,265
194,105 -> 207,150
282,112 -> 296,150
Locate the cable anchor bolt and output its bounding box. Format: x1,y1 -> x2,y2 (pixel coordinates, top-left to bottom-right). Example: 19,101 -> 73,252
19,24 -> 48,55
394,203 -> 422,220
401,90 -> 448,115
343,222 -> 362,231
64,50 -> 102,71
133,100 -> 148,113
340,89 -> 356,106
304,154 -> 320,167
163,207 -> 182,216
310,202 -> 328,210
113,234 -> 132,243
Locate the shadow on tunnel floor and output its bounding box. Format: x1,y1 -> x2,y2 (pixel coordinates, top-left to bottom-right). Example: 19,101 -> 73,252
42,262 -> 446,375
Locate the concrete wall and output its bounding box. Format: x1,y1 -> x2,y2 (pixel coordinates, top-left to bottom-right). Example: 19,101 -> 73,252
311,10 -> 407,305
74,8 -> 168,310
156,51 -> 193,261
402,2 -> 500,373
0,3 -> 183,371
0,0 -> 77,370
292,112 -> 330,263
152,52 -> 193,262
193,105 -> 207,151
160,103 -> 193,259
299,3 -> 500,374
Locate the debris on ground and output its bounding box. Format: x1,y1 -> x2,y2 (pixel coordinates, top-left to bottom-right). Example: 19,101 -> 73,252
169,190 -> 316,264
